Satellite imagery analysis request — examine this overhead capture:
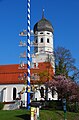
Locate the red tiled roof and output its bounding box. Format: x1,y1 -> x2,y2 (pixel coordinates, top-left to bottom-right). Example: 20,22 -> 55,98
0,64 -> 26,84
0,63 -> 54,84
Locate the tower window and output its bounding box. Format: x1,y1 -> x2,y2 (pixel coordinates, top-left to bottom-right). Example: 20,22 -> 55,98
47,32 -> 50,34
40,32 -> 43,34
41,38 -> 43,43
47,38 -> 49,43
34,47 -> 38,52
36,39 -> 38,43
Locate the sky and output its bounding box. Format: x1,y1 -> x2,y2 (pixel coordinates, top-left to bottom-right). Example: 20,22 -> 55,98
0,0 -> 79,69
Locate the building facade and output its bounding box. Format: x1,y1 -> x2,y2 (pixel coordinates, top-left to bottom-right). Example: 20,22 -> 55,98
0,16 -> 58,109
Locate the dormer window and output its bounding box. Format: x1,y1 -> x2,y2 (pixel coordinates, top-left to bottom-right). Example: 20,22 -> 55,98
41,38 -> 43,43
47,38 -> 49,43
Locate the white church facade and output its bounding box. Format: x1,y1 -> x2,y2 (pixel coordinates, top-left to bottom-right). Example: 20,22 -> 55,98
0,15 -> 58,109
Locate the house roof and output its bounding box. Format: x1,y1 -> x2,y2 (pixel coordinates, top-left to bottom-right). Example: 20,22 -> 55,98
0,64 -> 26,84
0,63 -> 54,84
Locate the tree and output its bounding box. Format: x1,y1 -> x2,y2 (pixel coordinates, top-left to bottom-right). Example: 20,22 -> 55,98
46,75 -> 78,101
54,46 -> 79,81
45,46 -> 79,101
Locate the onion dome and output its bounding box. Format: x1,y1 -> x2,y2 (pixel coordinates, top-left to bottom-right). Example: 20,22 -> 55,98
33,11 -> 54,33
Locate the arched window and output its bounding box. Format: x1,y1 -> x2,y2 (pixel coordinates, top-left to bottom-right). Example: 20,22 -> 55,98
47,38 -> 49,43
13,88 -> 16,100
40,87 -> 44,98
40,38 -> 43,43
35,39 -> 38,43
52,89 -> 54,98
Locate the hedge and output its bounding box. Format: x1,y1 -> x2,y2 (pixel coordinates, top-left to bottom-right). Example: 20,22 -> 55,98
0,102 -> 4,110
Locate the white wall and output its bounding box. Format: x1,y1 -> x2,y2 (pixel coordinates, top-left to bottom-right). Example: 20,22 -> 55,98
34,31 -> 53,54
33,84 -> 58,101
0,84 -> 25,102
0,83 -> 58,104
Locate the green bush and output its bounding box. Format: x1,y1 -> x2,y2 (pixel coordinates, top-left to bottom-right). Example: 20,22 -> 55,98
0,102 -> 4,110
41,100 -> 79,113
48,100 -> 63,110
42,100 -> 63,110
67,102 -> 79,112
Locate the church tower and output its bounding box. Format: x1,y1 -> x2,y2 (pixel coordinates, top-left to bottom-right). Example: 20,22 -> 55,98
32,11 -> 55,72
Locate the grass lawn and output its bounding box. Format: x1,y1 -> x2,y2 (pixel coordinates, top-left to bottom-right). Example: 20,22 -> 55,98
0,109 -> 79,120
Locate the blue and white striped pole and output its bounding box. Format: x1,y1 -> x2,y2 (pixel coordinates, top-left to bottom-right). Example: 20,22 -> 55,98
27,0 -> 31,110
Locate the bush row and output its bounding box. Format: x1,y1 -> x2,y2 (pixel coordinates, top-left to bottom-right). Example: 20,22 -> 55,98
0,102 -> 4,110
41,100 -> 79,112
67,102 -> 79,112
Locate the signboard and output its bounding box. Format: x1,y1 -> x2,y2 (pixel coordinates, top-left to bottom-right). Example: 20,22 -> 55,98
63,98 -> 66,112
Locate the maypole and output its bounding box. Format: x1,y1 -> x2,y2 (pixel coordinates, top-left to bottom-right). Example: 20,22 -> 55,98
27,0 -> 31,110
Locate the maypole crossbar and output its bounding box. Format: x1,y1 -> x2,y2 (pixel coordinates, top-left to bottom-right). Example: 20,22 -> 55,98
27,0 -> 31,110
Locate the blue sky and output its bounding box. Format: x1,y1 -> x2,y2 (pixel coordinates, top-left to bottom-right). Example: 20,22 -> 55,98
0,0 -> 79,69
